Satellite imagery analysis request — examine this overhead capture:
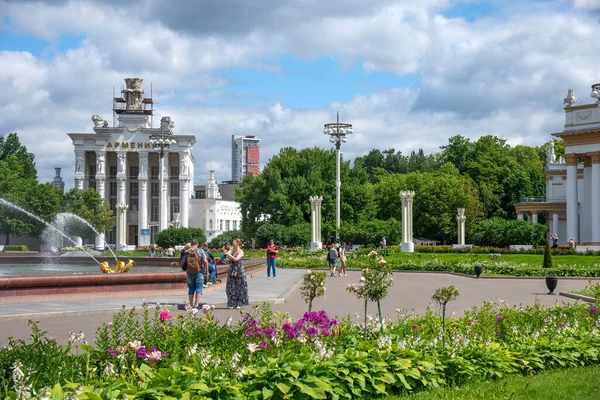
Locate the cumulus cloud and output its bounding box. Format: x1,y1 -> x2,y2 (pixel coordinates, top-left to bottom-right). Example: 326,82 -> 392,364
0,0 -> 598,189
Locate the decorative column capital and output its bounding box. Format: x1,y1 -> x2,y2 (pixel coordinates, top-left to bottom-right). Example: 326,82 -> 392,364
565,153 -> 579,166
399,190 -> 415,201
309,195 -> 323,205
590,151 -> 600,164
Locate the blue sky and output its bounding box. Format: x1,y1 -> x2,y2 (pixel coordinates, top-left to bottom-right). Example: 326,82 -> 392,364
0,0 -> 598,186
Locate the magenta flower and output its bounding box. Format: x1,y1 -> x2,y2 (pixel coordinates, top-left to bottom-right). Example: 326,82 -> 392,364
260,342 -> 268,349
244,329 -> 253,338
496,316 -> 503,322
411,324 -> 419,330
307,326 -> 318,338
159,310 -> 172,321
591,307 -> 598,315
105,349 -> 117,357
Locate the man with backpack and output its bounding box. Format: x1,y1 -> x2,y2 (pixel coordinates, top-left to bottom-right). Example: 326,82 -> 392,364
172,239 -> 207,309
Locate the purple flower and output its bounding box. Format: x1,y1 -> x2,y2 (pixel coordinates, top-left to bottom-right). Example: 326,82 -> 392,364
411,324 -> 419,330
249,319 -> 258,328
264,328 -> 278,336
322,329 -> 331,337
330,319 -> 338,326
244,328 -> 254,338
137,348 -> 147,359
260,342 -> 268,349
105,349 -> 117,358
243,314 -> 250,322
496,316 -> 503,322
591,307 -> 598,315
495,330 -> 501,335
285,329 -> 297,339
307,326 -> 318,338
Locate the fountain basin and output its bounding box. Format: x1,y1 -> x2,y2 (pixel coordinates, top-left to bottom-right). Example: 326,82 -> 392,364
0,259 -> 265,297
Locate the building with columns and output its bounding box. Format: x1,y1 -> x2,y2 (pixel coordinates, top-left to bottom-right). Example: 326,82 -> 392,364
515,85 -> 600,248
69,78 -> 196,250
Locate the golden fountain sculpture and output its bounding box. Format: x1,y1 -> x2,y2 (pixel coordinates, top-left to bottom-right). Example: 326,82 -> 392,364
99,259 -> 135,273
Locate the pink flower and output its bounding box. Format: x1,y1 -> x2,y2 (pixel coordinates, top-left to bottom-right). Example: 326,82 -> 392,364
159,310 -> 172,321
148,350 -> 162,361
127,340 -> 141,350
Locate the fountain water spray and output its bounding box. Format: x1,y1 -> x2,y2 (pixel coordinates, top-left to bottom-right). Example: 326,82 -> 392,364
0,198 -> 101,265
60,212 -> 118,260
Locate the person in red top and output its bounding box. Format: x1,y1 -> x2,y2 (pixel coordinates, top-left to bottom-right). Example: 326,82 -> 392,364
266,239 -> 278,279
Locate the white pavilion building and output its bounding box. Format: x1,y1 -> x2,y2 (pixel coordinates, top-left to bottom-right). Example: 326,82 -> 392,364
68,78 -> 196,250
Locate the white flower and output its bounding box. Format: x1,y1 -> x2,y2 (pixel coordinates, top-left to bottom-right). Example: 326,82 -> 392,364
188,344 -> 198,357
226,316 -> 233,327
103,362 -> 116,376
127,340 -> 141,350
247,343 -> 259,353
360,277 -> 366,282
306,270 -> 312,274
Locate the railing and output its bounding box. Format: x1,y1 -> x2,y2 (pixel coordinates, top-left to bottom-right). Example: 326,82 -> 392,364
517,196 -> 566,204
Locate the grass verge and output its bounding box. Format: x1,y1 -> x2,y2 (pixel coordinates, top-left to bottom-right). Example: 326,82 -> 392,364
386,365 -> 600,399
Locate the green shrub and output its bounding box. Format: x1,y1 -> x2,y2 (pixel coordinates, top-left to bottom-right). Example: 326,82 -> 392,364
208,230 -> 245,248
470,217 -> 546,247
4,244 -> 29,251
154,227 -> 206,248
543,240 -> 553,269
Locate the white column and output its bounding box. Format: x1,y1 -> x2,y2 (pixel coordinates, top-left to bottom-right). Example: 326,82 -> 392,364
583,156 -> 592,243
138,152 -> 148,237
116,152 -> 128,250
591,152 -> 600,243
457,208 -> 466,245
565,154 -> 579,243
179,151 -> 190,228
74,150 -> 85,190
180,179 -> 189,228
310,196 -> 323,250
400,191 -> 415,252
94,151 -> 106,251
531,212 -> 538,224
517,213 -> 524,220
552,211 -> 559,239
159,153 -> 169,231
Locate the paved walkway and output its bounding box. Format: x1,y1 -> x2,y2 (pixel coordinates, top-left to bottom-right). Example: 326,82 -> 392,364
0,269 -> 593,346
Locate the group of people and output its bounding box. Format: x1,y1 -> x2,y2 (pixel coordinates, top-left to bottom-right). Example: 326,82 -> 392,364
148,245 -> 175,258
327,242 -> 348,277
551,233 -> 577,250
170,238 -> 249,310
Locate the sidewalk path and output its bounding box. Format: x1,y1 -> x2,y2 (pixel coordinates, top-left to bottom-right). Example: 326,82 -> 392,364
0,270 -> 591,346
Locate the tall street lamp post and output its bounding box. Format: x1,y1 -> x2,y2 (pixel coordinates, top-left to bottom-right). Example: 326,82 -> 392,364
324,112 -> 353,244
149,132 -> 176,232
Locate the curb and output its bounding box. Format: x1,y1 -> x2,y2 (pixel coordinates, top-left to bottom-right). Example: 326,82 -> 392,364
559,292 -> 597,303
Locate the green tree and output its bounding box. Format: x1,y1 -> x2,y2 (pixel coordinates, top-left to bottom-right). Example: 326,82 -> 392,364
543,240 -> 553,268
23,183 -> 65,239
470,217 -> 546,247
208,230 -> 244,249
63,189 -> 115,237
0,133 -> 36,180
155,227 -> 206,249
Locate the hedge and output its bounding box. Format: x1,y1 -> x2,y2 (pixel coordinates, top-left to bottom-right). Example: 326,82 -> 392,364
4,245 -> 29,251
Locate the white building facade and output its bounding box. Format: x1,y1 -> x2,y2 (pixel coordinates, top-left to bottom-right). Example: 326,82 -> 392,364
69,78 -> 196,250
515,85 -> 600,248
189,170 -> 242,239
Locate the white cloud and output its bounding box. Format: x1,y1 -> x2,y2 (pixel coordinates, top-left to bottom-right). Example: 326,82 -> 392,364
0,0 -> 598,190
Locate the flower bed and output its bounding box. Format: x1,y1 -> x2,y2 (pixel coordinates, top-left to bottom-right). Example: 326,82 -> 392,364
2,299 -> 600,399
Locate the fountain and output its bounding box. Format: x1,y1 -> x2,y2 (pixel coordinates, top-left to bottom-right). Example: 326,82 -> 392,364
0,199 -> 131,273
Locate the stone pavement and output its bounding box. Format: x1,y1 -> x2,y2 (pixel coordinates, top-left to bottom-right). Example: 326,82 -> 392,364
0,269 -> 593,346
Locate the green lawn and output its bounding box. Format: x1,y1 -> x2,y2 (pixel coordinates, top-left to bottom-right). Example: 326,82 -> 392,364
386,365 -> 600,399
381,252 -> 600,268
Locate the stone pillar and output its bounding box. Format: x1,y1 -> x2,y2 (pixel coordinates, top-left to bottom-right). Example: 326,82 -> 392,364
565,154 -> 579,243
116,152 -> 128,250
400,191 -> 415,252
552,211 -> 559,240
517,213 -> 524,220
138,152 -> 148,239
180,179 -> 190,228
591,152 -> 600,243
74,150 -> 85,190
94,151 -> 106,250
179,151 -> 190,228
531,212 -> 538,224
583,156 -> 592,243
456,208 -> 466,245
310,196 -> 323,250
159,153 -> 169,232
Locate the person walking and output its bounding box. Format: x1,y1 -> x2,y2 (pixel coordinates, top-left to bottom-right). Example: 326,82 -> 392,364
551,234 -> 559,249
569,237 -> 576,251
225,238 -> 249,309
179,239 -> 207,309
266,239 -> 278,279
201,242 -> 218,285
328,243 -> 338,277
338,242 -> 348,277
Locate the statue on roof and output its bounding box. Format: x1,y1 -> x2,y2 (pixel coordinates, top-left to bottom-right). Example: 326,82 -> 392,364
123,78 -> 144,111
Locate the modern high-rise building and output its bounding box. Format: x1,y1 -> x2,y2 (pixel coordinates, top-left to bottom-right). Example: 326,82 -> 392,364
231,135 -> 260,182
